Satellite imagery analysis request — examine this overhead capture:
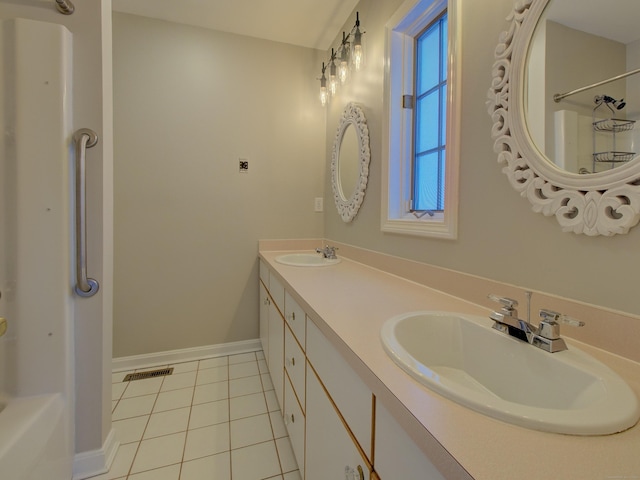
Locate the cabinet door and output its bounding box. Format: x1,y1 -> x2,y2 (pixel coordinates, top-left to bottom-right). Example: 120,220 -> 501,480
375,403 -> 445,480
267,300 -> 284,410
306,319 -> 372,460
259,282 -> 269,360
306,365 -> 371,480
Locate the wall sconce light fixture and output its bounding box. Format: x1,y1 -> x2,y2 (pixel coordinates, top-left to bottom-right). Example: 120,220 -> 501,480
318,12 -> 365,105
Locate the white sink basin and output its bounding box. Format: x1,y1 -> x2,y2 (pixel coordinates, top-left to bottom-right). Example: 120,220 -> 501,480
381,311 -> 640,435
275,253 -> 341,267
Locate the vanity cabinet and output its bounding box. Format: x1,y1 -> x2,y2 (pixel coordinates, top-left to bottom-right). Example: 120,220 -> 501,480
259,262 -> 372,480
260,261 -> 285,409
260,259 -> 442,480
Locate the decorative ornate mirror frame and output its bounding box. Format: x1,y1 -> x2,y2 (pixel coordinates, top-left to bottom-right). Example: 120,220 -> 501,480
331,103 -> 371,222
487,0 -> 640,236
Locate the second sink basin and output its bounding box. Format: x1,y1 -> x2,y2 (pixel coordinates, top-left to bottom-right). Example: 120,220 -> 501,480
275,253 -> 341,267
381,311 -> 640,435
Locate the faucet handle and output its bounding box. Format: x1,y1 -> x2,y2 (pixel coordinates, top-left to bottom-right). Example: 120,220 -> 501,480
487,294 -> 518,309
538,309 -> 585,340
539,309 -> 585,327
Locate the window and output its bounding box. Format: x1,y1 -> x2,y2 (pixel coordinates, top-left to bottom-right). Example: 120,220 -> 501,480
413,13 -> 447,213
382,0 -> 460,239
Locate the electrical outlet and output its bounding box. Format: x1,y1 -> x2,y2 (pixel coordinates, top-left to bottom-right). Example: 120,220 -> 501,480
239,158 -> 249,173
314,197 -> 324,212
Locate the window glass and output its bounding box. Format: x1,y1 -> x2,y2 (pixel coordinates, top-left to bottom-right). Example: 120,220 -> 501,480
413,13 -> 447,213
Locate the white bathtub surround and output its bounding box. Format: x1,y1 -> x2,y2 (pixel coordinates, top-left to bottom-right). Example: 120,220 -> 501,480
0,18 -> 76,480
259,240 -> 640,480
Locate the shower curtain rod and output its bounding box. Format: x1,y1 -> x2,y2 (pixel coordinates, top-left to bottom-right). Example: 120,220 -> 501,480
55,0 -> 74,15
553,68 -> 640,103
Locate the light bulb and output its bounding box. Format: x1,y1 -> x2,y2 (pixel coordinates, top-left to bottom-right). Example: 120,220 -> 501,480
338,57 -> 349,84
352,44 -> 363,71
329,60 -> 338,96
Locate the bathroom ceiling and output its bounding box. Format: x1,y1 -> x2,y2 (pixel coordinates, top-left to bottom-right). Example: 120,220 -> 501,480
546,0 -> 640,44
111,0 -> 360,50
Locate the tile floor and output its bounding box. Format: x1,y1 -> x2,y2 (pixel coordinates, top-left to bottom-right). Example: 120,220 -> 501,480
95,351 -> 301,480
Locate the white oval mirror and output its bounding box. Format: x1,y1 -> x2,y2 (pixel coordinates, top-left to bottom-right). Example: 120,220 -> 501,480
488,0 -> 640,236
331,103 -> 371,222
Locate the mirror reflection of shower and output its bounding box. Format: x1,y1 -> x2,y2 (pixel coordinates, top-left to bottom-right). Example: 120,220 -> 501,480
591,94 -> 636,174
525,0 -> 640,174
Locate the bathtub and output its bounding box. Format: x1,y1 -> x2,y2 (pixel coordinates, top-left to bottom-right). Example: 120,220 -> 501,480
0,16 -> 75,480
0,394 -> 68,480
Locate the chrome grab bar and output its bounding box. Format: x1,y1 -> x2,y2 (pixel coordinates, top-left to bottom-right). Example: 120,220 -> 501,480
73,128 -> 99,297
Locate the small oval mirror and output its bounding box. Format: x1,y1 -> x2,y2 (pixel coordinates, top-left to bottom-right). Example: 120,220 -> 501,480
331,103 -> 370,222
337,124 -> 359,200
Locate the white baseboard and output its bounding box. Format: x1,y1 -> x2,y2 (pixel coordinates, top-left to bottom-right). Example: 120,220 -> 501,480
72,427 -> 119,480
111,339 -> 263,372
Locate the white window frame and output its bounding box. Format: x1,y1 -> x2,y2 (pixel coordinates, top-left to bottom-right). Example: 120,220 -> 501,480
381,0 -> 461,239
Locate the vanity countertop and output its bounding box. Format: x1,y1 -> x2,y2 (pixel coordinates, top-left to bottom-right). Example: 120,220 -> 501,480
259,248 -> 640,480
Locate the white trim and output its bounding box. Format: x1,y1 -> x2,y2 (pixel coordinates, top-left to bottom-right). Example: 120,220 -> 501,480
72,428 -> 119,480
111,339 -> 263,372
381,0 -> 461,239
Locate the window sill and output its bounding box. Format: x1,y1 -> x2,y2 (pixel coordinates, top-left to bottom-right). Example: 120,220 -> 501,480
381,215 -> 457,239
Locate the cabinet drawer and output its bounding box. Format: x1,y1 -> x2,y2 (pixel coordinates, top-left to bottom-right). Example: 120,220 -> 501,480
269,273 -> 285,313
306,319 -> 372,461
285,326 -> 305,411
284,377 -> 305,477
284,290 -> 306,349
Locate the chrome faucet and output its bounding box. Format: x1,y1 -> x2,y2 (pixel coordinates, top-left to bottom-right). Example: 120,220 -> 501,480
487,294 -> 584,353
315,245 -> 338,259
